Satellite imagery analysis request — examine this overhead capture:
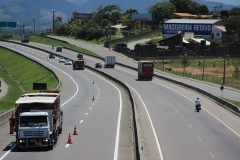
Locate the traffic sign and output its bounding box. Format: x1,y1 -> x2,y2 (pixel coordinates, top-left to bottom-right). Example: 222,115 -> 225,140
0,22 -> 17,28
8,22 -> 17,28
220,85 -> 224,91
0,22 -> 7,27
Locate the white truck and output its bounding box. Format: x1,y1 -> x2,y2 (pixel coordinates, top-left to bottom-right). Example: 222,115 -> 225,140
10,91 -> 63,150
105,56 -> 115,68
21,34 -> 29,43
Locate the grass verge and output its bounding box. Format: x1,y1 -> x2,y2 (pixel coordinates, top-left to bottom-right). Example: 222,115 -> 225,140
10,35 -> 103,58
0,47 -> 58,114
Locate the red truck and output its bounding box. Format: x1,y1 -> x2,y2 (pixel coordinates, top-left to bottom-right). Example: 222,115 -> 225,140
138,61 -> 154,81
73,59 -> 85,70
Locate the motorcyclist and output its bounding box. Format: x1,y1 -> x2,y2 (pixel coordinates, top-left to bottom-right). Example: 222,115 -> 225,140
195,97 -> 201,110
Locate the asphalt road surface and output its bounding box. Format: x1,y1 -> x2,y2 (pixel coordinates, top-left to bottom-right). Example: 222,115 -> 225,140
0,42 -> 133,160
1,40 -> 240,160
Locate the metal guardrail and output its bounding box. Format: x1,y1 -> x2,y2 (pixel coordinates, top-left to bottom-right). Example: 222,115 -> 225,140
1,39 -> 240,159
0,41 -> 140,159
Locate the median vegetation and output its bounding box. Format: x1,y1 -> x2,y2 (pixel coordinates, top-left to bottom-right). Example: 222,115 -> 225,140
0,47 -> 58,114
10,35 -> 102,58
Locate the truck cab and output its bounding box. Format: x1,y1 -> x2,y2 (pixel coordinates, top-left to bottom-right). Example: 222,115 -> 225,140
17,112 -> 52,149
73,59 -> 85,70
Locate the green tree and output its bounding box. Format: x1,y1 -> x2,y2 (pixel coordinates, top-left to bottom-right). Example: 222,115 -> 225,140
148,2 -> 176,28
199,5 -> 209,14
54,16 -> 63,26
181,56 -> 190,75
225,16 -> 240,39
170,0 -> 201,14
212,5 -> 222,16
229,7 -> 240,16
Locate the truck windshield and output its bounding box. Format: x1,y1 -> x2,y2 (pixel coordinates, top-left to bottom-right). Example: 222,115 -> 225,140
75,61 -> 84,64
20,116 -> 48,127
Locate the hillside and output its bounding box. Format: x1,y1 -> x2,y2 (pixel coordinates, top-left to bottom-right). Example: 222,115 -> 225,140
0,0 -> 239,29
78,0 -> 239,13
0,0 -> 81,27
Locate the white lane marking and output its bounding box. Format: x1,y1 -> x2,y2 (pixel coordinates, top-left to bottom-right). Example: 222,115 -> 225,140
153,81 -> 240,138
86,70 -> 122,160
181,116 -> 184,118
86,113 -> 88,115
80,120 -> 83,123
189,124 -> 192,128
65,144 -> 70,148
0,144 -> 15,160
210,152 -> 215,158
198,137 -> 202,141
89,107 -> 92,109
128,86 -> 164,160
0,45 -> 80,158
1,45 -> 79,107
92,103 -> 94,105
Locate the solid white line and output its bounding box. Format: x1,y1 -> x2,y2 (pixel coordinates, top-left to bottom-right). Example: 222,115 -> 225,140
0,144 -> 16,160
1,45 -> 79,107
153,81 -> 240,138
85,113 -> 88,115
89,107 -> 92,109
0,44 -> 80,159
80,120 -> 83,123
128,85 -> 164,160
210,152 -> 215,158
86,70 -> 122,160
198,137 -> 202,141
65,144 -> 70,148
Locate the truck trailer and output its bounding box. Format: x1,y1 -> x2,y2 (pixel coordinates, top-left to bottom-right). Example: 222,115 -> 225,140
10,91 -> 63,150
21,34 -> 29,43
105,56 -> 115,68
138,61 -> 154,81
73,59 -> 85,70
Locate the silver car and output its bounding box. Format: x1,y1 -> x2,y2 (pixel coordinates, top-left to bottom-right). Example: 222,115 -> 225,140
59,57 -> 65,63
65,59 -> 72,65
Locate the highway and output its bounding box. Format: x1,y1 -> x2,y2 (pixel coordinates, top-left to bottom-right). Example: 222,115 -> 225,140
0,42 -> 133,160
1,39 -> 240,160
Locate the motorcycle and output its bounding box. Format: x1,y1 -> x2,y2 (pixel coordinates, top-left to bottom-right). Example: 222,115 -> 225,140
196,104 -> 201,112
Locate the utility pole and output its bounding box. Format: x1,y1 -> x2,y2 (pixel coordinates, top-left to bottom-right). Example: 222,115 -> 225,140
33,19 -> 37,35
223,51 -> 226,85
53,11 -> 55,32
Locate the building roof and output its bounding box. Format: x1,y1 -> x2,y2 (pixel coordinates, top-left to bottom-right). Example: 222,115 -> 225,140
165,19 -> 220,24
172,13 -> 194,17
193,15 -> 213,18
16,97 -> 57,104
214,25 -> 226,32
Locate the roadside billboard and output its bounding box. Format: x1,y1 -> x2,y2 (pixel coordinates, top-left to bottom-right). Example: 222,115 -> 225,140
163,23 -> 212,35
73,12 -> 92,20
131,13 -> 152,21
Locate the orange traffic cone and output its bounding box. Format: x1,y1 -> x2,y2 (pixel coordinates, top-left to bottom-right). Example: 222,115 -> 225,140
92,95 -> 95,101
73,125 -> 78,135
92,81 -> 94,84
68,133 -> 73,144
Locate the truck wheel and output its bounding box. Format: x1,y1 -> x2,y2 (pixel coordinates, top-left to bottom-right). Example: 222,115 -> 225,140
59,127 -> 62,134
49,135 -> 54,150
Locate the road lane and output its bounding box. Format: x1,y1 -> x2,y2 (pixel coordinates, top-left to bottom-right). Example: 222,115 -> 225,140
0,43 -> 133,160
3,40 -> 240,160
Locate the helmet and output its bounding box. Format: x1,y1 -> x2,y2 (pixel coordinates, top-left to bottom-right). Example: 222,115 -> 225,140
197,97 -> 199,100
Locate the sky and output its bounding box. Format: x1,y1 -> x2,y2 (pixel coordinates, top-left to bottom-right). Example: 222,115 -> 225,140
202,0 -> 240,5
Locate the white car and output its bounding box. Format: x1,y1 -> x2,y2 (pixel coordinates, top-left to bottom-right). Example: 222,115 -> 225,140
65,59 -> 72,65
59,57 -> 65,63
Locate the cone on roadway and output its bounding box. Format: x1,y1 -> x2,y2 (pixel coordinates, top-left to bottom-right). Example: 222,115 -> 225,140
68,133 -> 73,144
73,125 -> 78,135
92,95 -> 95,101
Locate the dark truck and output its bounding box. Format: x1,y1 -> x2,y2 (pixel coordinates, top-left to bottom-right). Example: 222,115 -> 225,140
10,91 -> 63,150
138,61 -> 154,80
